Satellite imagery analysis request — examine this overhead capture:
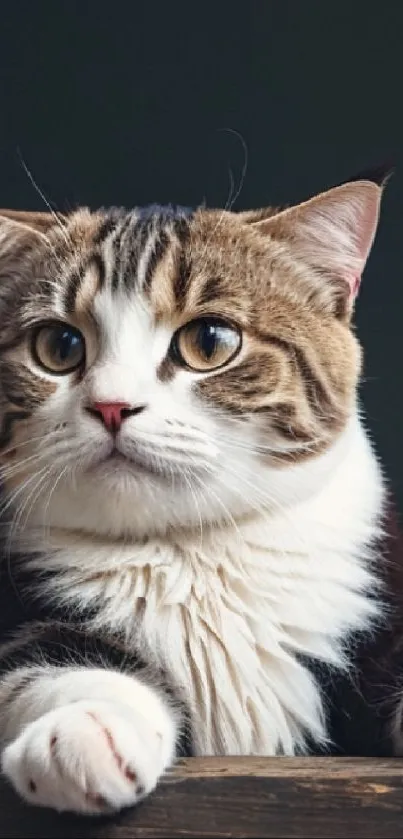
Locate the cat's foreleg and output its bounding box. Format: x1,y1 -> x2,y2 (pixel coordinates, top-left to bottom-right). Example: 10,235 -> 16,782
0,623 -> 179,814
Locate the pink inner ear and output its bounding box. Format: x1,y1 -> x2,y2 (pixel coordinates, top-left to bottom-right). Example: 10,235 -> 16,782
348,274 -> 361,299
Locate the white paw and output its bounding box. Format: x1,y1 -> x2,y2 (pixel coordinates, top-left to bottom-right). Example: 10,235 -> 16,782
2,699 -> 173,814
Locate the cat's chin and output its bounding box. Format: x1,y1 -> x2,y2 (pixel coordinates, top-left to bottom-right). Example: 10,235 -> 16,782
88,450 -> 152,475
86,449 -> 171,482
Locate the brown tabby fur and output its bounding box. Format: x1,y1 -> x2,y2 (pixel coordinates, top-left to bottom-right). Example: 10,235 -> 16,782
0,192 -> 364,470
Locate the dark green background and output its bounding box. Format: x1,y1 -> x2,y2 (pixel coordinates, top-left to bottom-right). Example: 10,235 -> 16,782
0,2 -> 401,510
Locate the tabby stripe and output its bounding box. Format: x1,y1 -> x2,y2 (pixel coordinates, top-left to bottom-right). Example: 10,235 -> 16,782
143,229 -> 171,293
92,214 -> 122,246
0,337 -> 24,355
136,225 -> 161,291
110,241 -> 122,292
63,266 -> 86,314
254,402 -> 312,443
260,334 -> 335,418
172,217 -> 191,307
0,362 -> 55,409
293,345 -> 335,417
0,622 -> 147,675
196,275 -> 224,307
0,410 -> 30,449
2,378 -> 29,408
110,214 -> 135,292
156,356 -> 176,383
121,219 -> 153,291
91,252 -> 106,290
63,254 -> 107,314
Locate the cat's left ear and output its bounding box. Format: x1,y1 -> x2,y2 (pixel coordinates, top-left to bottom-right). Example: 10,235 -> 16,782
248,172 -> 389,306
0,211 -> 67,288
0,210 -> 66,259
0,210 -> 65,234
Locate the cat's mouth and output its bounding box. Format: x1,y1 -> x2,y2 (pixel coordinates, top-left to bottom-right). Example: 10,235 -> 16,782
99,448 -> 151,471
90,446 -> 167,479
104,450 -> 129,463
88,436 -> 215,481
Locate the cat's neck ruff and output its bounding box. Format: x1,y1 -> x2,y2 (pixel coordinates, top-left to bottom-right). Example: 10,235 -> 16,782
16,415 -> 384,756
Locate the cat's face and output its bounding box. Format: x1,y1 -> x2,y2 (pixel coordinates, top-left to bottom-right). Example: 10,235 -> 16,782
0,180 -> 383,538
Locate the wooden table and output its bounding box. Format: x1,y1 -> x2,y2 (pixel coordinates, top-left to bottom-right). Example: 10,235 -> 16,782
1,758 -> 403,838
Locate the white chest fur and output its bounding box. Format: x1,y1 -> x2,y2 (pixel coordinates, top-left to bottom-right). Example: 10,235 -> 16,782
22,421 -> 384,756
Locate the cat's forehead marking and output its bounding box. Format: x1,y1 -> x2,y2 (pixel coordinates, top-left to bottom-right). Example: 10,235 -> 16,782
60,206 -> 190,319
72,258 -> 103,315
70,206 -> 256,335
81,205 -> 194,308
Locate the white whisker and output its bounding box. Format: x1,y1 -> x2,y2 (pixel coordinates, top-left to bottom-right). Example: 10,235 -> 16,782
17,151 -> 72,248
3,464 -> 53,556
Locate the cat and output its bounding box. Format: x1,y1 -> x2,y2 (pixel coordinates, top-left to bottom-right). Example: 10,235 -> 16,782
0,168 -> 398,817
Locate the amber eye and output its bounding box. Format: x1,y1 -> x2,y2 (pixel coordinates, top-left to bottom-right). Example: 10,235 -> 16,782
33,322 -> 85,374
172,317 -> 241,372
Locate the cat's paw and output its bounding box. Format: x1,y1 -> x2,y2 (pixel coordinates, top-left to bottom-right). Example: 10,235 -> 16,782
1,699 -> 173,814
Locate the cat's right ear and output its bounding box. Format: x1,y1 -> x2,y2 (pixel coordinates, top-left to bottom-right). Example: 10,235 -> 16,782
246,179 -> 385,309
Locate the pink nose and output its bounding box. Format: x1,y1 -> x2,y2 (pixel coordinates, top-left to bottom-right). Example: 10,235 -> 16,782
90,402 -> 131,433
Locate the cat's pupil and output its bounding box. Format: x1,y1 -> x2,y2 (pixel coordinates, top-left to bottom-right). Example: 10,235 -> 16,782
199,324 -> 218,359
55,330 -> 79,361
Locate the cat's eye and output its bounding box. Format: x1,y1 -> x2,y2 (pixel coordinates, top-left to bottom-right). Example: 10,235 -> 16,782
172,317 -> 241,372
32,322 -> 85,374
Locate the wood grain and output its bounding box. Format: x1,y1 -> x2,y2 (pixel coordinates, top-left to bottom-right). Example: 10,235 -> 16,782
1,758 -> 403,839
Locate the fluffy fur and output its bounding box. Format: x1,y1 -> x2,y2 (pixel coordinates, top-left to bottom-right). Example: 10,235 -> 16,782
0,172 -> 396,815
